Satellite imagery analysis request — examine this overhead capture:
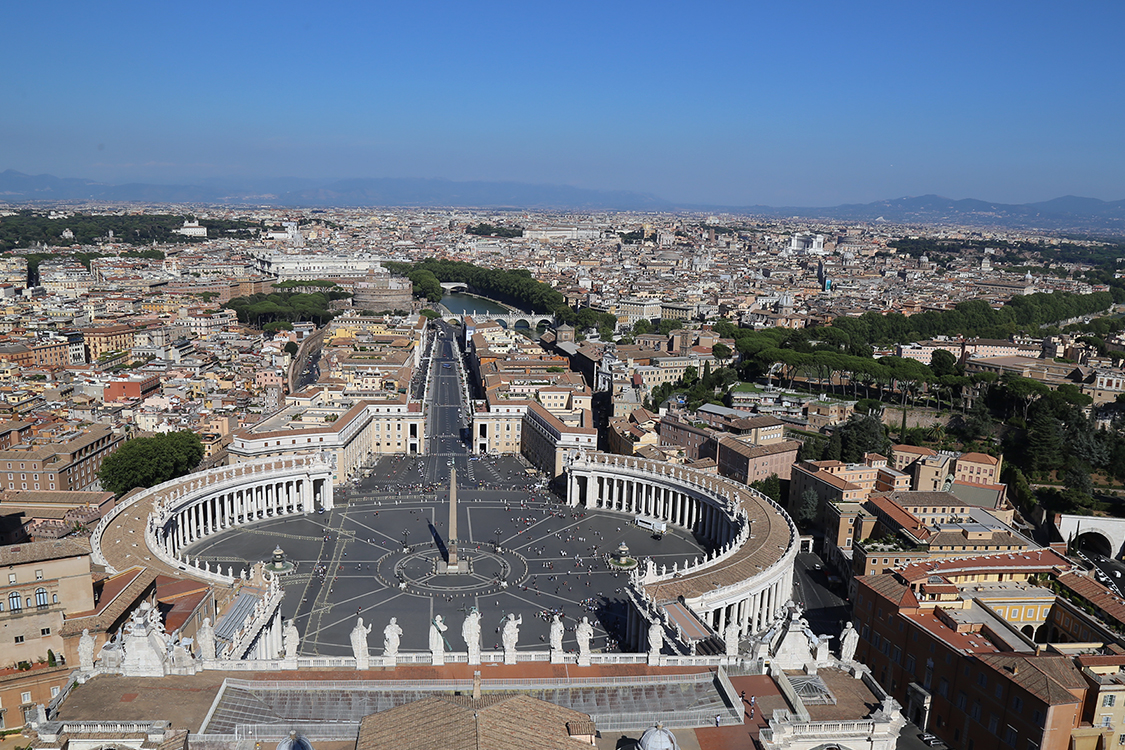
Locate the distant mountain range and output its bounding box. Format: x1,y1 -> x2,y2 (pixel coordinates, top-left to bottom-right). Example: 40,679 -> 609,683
2,169 -> 1123,235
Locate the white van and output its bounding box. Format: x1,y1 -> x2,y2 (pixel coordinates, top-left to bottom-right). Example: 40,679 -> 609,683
634,516 -> 667,534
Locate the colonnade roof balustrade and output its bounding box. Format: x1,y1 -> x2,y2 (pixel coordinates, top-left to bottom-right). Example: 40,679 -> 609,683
571,452 -> 797,603
92,456 -> 331,580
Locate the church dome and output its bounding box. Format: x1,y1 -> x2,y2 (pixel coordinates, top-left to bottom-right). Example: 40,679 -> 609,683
638,723 -> 679,750
276,731 -> 313,750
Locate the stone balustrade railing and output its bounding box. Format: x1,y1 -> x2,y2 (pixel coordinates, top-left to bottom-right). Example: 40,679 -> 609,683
200,651 -> 753,671
92,455 -> 331,575
224,577 -> 283,660
569,451 -> 799,645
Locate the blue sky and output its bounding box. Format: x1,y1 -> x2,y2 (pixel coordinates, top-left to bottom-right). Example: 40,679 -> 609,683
2,1 -> 1122,205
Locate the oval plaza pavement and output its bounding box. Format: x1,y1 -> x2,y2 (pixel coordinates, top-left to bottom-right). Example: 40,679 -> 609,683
185,455 -> 709,656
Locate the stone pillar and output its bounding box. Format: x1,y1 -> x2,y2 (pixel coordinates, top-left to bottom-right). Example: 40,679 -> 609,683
322,479 -> 334,511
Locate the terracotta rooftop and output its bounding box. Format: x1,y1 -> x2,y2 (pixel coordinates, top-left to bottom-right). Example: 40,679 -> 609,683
977,653 -> 1085,706
896,549 -> 1072,585
0,537 -> 91,566
357,694 -> 594,750
1057,572 -> 1125,629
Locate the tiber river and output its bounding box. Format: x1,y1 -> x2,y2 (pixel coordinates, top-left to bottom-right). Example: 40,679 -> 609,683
439,292 -> 543,339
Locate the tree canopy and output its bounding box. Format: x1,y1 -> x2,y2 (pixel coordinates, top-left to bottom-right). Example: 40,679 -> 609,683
98,431 -> 204,496
224,290 -> 345,327
0,210 -> 258,253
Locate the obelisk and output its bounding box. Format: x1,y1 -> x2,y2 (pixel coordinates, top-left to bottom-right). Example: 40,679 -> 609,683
447,468 -> 459,568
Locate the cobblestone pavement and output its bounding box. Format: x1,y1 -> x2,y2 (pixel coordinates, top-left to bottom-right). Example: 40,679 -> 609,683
187,454 -> 709,657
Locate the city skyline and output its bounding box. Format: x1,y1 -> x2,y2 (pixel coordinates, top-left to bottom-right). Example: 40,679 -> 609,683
3,1 -> 1123,206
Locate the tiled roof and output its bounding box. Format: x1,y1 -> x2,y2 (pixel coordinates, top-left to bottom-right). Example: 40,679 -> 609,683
356,694 -> 594,750
977,654 -> 1085,706
0,537 -> 91,566
1057,572 -> 1125,628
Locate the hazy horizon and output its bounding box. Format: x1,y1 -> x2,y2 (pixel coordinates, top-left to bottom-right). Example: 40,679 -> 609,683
3,1 -> 1122,207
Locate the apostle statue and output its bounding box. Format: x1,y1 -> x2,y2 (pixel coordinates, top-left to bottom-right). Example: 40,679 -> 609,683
840,621 -> 859,663
383,617 -> 403,658
197,617 -> 217,661
549,614 -> 565,653
576,616 -> 594,662
430,615 -> 448,665
647,620 -> 663,658
283,620 -> 300,658
350,617 -> 372,668
78,628 -> 96,671
462,608 -> 481,664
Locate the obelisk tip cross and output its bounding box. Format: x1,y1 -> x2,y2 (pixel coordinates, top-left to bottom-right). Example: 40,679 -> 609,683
447,468 -> 458,566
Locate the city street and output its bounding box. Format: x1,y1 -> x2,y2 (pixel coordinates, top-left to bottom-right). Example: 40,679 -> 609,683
791,552 -> 849,639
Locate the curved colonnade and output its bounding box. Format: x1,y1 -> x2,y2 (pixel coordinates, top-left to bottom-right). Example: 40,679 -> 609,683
94,455 -> 334,582
567,452 -> 797,650
149,456 -> 334,576
91,456 -> 334,660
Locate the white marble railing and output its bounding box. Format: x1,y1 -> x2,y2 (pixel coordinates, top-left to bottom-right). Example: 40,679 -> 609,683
570,451 -> 799,643
92,455 -> 331,575
201,650 -> 747,671
224,577 -> 283,659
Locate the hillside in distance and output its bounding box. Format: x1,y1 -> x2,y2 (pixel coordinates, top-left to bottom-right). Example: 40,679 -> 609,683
0,170 -> 669,211
743,194 -> 1125,233
1,170 -> 1123,234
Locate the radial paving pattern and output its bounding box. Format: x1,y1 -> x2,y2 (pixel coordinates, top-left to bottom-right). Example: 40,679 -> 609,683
186,459 -> 708,657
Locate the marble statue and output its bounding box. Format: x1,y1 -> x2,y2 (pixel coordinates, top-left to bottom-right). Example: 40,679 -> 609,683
549,614 -> 565,652
647,620 -> 663,657
78,628 -> 96,671
283,620 -> 300,658
724,622 -> 739,657
197,617 -> 216,660
462,608 -> 481,664
350,617 -> 372,666
429,615 -> 448,664
840,621 -> 859,663
502,613 -> 522,654
576,616 -> 594,660
383,617 -> 403,657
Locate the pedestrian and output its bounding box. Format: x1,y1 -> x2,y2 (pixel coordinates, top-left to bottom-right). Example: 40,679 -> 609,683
715,714 -> 721,727
740,691 -> 746,703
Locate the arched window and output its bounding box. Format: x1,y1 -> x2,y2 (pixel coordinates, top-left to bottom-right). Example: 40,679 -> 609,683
35,588 -> 48,608
9,591 -> 21,611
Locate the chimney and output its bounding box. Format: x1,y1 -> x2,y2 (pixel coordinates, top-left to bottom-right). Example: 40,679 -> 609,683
472,670 -> 482,700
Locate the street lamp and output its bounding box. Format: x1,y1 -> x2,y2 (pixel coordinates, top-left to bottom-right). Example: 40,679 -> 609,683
402,529 -> 410,551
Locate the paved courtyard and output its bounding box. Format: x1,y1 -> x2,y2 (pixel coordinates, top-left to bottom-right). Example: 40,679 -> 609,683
187,458 -> 708,658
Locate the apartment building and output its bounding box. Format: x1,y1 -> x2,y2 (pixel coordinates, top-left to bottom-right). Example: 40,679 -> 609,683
228,393 -> 425,480
82,325 -> 136,362
520,402 -> 597,479
0,425 -> 123,492
853,550 -> 1106,750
